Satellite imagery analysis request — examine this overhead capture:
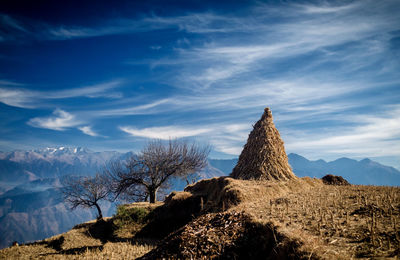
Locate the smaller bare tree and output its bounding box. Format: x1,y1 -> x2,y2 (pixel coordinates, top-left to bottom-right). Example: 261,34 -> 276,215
107,139 -> 210,203
61,173 -> 110,220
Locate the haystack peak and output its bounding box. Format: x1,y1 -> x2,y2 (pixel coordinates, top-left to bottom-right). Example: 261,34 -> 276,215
230,107 -> 295,181
263,107 -> 272,118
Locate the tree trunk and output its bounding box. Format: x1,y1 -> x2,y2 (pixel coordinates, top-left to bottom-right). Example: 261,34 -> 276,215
148,187 -> 158,203
94,203 -> 103,220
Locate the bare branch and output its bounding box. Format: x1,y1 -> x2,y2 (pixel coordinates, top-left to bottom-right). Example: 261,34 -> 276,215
106,139 -> 210,203
61,173 -> 110,220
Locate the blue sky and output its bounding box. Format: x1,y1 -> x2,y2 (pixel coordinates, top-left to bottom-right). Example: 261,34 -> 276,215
0,0 -> 399,167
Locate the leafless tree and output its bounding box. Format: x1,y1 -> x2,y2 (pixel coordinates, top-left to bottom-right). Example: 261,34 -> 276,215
107,139 -> 210,203
61,173 -> 110,220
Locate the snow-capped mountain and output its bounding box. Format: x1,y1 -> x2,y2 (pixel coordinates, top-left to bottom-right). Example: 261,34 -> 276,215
34,146 -> 92,156
1,147 -> 120,163
0,147 -> 124,183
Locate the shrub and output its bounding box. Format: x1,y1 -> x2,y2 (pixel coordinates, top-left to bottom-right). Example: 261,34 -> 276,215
114,205 -> 150,227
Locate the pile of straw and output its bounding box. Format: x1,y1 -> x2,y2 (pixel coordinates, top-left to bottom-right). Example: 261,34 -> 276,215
231,108 -> 295,181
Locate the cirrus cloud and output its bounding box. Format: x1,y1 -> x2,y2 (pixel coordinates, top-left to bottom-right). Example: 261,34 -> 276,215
28,109 -> 81,131
119,126 -> 212,140
78,126 -> 100,137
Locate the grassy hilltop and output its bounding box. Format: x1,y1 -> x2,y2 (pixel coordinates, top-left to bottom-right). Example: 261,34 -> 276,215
1,176 -> 399,259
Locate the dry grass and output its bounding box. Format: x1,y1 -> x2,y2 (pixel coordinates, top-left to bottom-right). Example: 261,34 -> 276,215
231,107 -> 295,181
233,177 -> 400,258
0,241 -> 155,260
0,211 -> 157,260
1,177 -> 399,259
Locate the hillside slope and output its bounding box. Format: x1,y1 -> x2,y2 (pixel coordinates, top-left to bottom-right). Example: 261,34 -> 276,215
0,163 -> 223,249
1,148 -> 399,249
0,186 -> 115,249
2,177 -> 399,259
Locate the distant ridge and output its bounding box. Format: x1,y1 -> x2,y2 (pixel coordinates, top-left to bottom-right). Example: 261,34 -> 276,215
0,147 -> 123,182
212,154 -> 400,186
231,107 -> 295,181
288,153 -> 400,186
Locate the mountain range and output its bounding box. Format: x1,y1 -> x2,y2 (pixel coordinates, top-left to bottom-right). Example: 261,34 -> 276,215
288,153 -> 400,186
0,147 -> 399,248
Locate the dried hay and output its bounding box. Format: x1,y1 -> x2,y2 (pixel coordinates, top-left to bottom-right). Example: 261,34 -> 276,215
231,107 -> 295,181
185,177 -> 245,210
321,174 -> 350,186
139,211 -> 314,260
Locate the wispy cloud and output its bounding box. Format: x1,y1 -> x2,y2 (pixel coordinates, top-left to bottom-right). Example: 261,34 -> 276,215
285,105 -> 400,158
119,123 -> 250,155
96,77 -> 367,117
0,79 -> 24,86
293,2 -> 359,14
0,14 -> 27,32
1,0 -> 399,163
1,11 -> 245,42
48,81 -> 123,99
78,126 -> 100,137
98,99 -> 171,116
27,111 -> 103,137
119,126 -> 212,139
1,1 -> 398,45
0,87 -> 37,108
0,79 -> 122,108
0,14 -> 29,42
28,109 -> 81,131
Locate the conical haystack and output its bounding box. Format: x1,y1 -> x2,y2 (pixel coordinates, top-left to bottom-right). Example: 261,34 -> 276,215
230,107 -> 295,181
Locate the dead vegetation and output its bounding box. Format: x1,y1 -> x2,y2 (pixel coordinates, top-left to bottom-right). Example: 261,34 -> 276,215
1,177 -> 399,259
139,211 -> 313,260
322,174 -> 350,186
139,177 -> 400,259
237,178 -> 400,258
231,107 -> 295,181
0,213 -> 157,259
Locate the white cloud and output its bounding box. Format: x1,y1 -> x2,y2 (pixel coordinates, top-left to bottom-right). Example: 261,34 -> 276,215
138,0 -> 398,95
48,80 -> 123,99
78,126 -> 99,137
119,123 -> 251,155
116,103 -> 400,158
0,80 -> 122,108
0,88 -> 37,108
2,1 -> 399,162
105,77 -> 363,116
98,99 -> 171,116
28,109 -> 81,131
285,106 -> 400,158
119,126 -> 212,139
209,138 -> 243,155
295,3 -> 358,14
